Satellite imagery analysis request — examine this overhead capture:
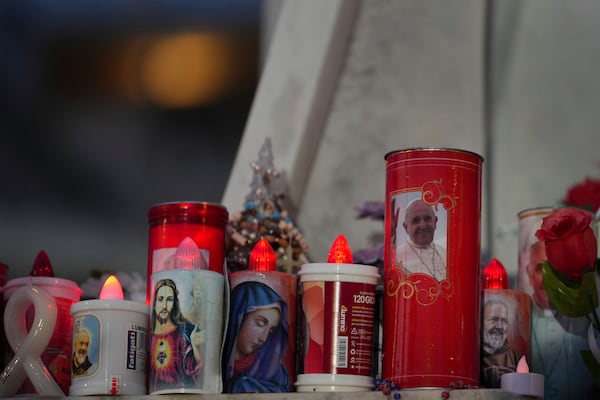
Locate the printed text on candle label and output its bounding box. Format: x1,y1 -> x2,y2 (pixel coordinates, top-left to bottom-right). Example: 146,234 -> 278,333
127,323 -> 148,372
328,282 -> 376,375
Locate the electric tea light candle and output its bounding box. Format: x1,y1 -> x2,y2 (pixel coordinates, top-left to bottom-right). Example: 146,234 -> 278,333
501,355 -> 544,398
70,275 -> 149,396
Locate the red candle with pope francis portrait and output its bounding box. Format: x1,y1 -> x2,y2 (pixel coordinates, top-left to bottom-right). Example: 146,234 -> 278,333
383,148 -> 483,389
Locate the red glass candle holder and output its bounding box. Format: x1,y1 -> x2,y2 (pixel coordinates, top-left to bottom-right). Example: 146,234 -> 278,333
146,201 -> 228,303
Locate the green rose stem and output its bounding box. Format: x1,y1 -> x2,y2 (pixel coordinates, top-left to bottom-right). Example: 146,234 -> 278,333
543,261 -> 600,385
541,261 -> 598,318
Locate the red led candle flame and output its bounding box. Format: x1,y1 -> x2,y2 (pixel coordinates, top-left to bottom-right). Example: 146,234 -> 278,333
173,237 -> 208,270
483,258 -> 508,290
516,355 -> 529,373
248,238 -> 276,272
99,275 -> 125,300
30,250 -> 55,277
327,234 -> 354,264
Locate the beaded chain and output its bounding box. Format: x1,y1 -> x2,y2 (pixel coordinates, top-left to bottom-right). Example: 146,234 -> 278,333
373,378 -> 478,399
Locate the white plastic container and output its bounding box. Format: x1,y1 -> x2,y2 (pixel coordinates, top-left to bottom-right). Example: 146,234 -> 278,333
297,262 -> 379,392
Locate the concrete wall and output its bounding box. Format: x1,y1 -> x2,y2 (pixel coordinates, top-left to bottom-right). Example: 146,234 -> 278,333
225,0 -> 600,284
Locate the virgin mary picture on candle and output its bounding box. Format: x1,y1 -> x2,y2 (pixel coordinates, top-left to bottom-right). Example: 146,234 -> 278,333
222,281 -> 290,392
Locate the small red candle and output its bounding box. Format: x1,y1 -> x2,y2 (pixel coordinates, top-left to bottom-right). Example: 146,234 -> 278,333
30,250 -> 55,277
482,258 -> 508,290
327,234 -> 353,264
248,238 -> 277,272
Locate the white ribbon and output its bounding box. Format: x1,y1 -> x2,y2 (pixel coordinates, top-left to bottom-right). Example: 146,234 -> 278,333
0,285 -> 63,396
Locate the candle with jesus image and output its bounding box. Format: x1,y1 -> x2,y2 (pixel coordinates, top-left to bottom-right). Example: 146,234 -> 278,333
149,237 -> 225,395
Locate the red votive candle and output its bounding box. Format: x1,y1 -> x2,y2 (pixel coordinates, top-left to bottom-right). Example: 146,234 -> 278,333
146,202 -> 228,303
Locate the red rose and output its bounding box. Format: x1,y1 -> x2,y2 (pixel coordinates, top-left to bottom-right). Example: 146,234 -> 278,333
535,207 -> 598,280
564,177 -> 600,213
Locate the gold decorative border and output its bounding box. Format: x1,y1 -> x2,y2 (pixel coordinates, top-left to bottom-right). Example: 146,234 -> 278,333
421,179 -> 458,211
386,179 -> 458,306
386,273 -> 454,306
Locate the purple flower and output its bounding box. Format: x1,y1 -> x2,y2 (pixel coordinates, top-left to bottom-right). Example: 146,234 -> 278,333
355,201 -> 385,220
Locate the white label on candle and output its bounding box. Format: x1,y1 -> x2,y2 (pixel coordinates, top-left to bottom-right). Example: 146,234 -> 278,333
126,323 -> 147,372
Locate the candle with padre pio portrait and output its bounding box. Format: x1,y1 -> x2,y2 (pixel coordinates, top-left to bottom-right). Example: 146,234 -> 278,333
149,237 -> 225,395
146,201 -> 228,303
383,148 -> 483,389
69,275 -> 149,396
223,238 -> 297,393
296,235 -> 380,392
2,251 -> 82,395
480,259 -> 531,389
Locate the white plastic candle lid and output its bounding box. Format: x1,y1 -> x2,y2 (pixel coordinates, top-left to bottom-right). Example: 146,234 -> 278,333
299,263 -> 380,284
296,373 -> 374,392
71,299 -> 149,315
3,276 -> 82,302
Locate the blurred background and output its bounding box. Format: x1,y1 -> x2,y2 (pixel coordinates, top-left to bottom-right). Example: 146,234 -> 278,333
0,0 -> 271,283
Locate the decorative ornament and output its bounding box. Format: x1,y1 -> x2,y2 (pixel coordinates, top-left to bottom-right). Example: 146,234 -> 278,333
225,137 -> 309,274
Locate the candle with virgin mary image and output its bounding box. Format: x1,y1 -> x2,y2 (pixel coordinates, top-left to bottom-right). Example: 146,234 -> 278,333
517,207 -> 597,399
222,239 -> 297,393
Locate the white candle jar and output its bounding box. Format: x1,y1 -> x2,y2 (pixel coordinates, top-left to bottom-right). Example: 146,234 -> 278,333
69,298 -> 149,395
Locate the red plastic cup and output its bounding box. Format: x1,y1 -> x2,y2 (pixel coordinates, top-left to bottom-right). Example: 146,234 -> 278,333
146,202 -> 228,303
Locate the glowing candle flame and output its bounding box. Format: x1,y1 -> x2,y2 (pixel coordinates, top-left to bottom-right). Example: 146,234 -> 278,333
482,258 -> 508,290
173,237 -> 208,270
327,234 -> 353,264
99,275 -> 124,300
30,250 -> 55,277
516,355 -> 529,373
248,238 -> 277,272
